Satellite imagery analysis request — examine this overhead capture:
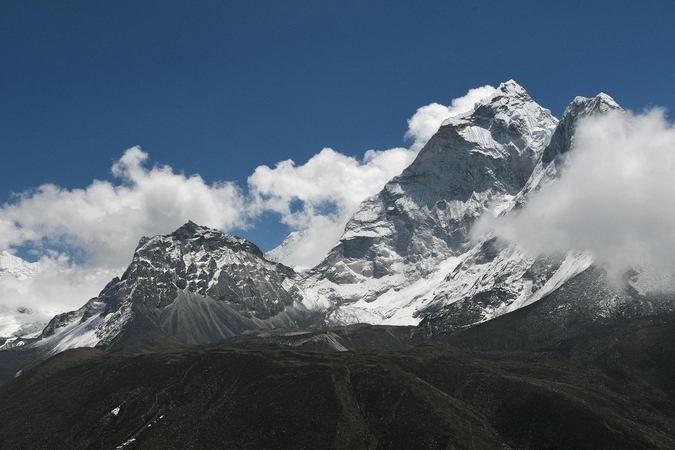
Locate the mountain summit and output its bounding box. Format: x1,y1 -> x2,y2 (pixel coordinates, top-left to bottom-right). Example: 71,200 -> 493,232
302,80 -> 558,322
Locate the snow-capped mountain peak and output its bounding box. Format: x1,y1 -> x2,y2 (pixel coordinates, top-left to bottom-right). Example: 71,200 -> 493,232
31,222 -> 314,355
498,78 -> 527,94
5,82 -> 664,378
540,92 -> 623,166
300,81 -> 559,323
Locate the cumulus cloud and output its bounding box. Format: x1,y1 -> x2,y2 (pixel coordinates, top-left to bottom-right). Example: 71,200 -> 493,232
248,147 -> 418,267
405,85 -> 496,152
0,146 -> 245,268
0,148 -> 248,314
482,108 -> 675,286
0,145 -> 416,309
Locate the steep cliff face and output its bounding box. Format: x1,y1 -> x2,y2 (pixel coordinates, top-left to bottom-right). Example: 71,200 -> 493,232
328,81 -> 555,276
301,81 -> 557,321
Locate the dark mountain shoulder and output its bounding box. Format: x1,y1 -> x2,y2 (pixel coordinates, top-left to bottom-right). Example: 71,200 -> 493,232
416,267 -> 675,415
418,266 -> 675,356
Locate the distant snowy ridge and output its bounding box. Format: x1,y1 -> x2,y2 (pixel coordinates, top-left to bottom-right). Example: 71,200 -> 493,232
0,251 -> 41,280
0,305 -> 55,339
264,230 -> 311,272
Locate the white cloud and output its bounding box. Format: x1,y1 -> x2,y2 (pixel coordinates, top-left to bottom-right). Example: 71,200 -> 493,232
405,85 -> 496,151
0,145 -> 416,311
248,146 -> 417,267
0,146 -> 245,268
482,108 -> 675,286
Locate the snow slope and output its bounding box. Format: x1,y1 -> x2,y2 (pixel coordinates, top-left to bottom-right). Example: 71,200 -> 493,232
300,84 -> 652,333
0,251 -> 41,280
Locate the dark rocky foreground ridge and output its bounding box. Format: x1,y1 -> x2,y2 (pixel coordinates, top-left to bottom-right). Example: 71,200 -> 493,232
1,319 -> 674,450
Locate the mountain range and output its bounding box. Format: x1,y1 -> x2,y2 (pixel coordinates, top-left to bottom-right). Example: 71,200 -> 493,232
1,81 -> 674,449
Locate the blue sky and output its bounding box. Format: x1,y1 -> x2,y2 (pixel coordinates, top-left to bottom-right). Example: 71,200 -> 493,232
1,0 -> 675,262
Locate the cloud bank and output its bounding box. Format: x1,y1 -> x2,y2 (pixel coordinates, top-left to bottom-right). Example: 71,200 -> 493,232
483,108 -> 675,286
0,257 -> 117,313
